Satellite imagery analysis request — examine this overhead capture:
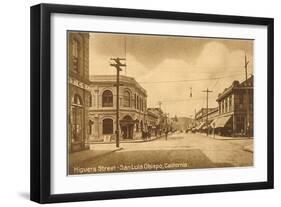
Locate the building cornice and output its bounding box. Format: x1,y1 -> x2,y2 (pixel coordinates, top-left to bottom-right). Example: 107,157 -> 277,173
90,75 -> 147,96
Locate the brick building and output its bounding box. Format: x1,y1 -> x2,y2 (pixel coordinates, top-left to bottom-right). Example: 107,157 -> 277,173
68,32 -> 92,152
211,75 -> 254,137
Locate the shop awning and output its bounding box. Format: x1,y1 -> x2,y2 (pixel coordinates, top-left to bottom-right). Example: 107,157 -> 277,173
196,122 -> 205,130
210,116 -> 232,128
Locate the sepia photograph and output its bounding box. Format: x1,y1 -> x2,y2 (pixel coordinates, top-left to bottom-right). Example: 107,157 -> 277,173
67,31 -> 254,175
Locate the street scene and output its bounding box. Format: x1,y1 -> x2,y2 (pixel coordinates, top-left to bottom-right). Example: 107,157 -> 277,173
68,32 -> 254,175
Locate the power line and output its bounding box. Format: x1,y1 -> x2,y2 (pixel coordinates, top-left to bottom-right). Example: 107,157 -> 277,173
160,96 -> 217,103
138,73 -> 242,84
210,78 -> 220,90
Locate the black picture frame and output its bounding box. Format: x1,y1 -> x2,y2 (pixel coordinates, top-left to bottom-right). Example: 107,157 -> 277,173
30,3 -> 274,204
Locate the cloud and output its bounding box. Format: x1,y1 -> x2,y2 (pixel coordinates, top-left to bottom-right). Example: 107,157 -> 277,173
89,33 -> 253,117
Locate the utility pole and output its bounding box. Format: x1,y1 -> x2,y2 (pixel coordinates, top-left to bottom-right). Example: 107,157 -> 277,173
194,108 -> 197,128
244,54 -> 250,138
158,101 -> 162,109
110,57 -> 126,148
202,88 -> 213,136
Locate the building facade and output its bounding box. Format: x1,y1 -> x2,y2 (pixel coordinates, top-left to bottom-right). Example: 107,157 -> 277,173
88,75 -> 147,142
195,107 -> 217,132
68,32 -> 92,152
147,107 -> 166,137
212,75 -> 254,137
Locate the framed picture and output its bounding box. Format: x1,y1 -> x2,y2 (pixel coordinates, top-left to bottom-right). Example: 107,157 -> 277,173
30,3 -> 274,203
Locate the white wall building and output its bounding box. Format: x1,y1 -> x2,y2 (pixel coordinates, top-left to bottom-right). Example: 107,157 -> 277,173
89,75 -> 147,142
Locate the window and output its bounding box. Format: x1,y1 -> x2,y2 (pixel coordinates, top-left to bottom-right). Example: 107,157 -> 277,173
249,96 -> 253,111
102,90 -> 113,107
73,94 -> 83,106
225,98 -> 228,112
134,94 -> 136,109
240,95 -> 244,104
89,120 -> 94,135
229,96 -> 232,111
89,94 -> 92,107
123,91 -> 130,107
136,95 -> 139,110
71,94 -> 83,142
72,39 -> 79,72
103,119 -> 113,134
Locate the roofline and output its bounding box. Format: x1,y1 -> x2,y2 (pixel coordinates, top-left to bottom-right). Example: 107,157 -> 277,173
89,75 -> 147,95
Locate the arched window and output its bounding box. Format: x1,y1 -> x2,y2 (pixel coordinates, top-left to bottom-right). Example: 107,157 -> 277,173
72,38 -> 79,72
71,94 -> 83,142
123,91 -> 130,107
140,97 -> 142,111
103,119 -> 113,134
89,120 -> 94,135
102,90 -> 113,107
89,94 -> 93,107
73,94 -> 83,106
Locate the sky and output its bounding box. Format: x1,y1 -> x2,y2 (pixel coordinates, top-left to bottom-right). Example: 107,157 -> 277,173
89,32 -> 253,118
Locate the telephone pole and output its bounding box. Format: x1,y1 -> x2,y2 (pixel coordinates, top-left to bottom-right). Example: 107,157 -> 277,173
202,88 -> 213,136
244,54 -> 250,138
110,57 -> 126,148
158,101 -> 162,109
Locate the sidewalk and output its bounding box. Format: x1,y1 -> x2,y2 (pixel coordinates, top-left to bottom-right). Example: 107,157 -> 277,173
89,134 -> 163,145
243,144 -> 253,153
196,132 -> 253,140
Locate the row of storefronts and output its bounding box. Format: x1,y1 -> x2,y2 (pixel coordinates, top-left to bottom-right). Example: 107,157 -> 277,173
194,76 -> 254,137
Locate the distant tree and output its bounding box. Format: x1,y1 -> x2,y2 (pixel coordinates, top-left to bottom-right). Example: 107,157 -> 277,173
174,115 -> 178,122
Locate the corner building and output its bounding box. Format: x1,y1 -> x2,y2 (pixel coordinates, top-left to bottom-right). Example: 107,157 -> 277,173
88,75 -> 147,142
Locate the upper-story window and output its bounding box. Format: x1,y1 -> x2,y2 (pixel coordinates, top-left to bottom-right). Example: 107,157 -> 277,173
222,100 -> 224,113
102,90 -> 113,107
229,96 -> 232,111
240,95 -> 244,104
89,94 -> 92,107
123,91 -> 130,107
225,98 -> 228,113
72,39 -> 79,73
134,94 -> 136,109
73,94 -> 83,106
249,95 -> 253,111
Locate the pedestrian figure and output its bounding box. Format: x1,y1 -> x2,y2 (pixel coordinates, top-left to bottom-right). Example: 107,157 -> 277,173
165,128 -> 169,140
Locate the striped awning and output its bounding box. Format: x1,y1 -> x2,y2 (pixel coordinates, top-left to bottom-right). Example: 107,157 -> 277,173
210,116 -> 232,128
